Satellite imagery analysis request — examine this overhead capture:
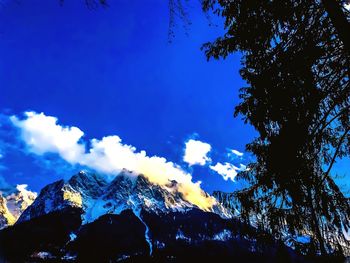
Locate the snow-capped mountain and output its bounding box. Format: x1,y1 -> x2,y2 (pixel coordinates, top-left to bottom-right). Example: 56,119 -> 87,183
18,170 -> 231,225
0,184 -> 36,229
0,172 -> 305,262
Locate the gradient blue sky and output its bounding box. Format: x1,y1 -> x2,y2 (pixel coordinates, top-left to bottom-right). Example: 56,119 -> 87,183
0,0 -> 348,195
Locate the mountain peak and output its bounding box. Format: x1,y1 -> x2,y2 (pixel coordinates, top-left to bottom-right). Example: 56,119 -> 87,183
0,184 -> 36,229
18,171 -> 231,225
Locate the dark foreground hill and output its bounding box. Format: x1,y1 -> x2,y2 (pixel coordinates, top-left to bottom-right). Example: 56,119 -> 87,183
0,206 -> 307,262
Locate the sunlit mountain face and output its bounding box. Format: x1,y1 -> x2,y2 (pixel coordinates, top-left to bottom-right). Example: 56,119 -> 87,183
0,185 -> 36,229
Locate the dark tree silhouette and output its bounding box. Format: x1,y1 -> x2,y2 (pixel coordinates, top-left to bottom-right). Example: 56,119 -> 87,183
202,0 -> 350,256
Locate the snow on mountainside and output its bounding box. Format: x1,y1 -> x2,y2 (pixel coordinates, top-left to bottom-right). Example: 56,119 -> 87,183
0,185 -> 37,229
18,170 -> 232,225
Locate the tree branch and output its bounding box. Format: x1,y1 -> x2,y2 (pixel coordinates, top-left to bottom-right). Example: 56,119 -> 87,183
319,126 -> 350,186
322,0 -> 350,56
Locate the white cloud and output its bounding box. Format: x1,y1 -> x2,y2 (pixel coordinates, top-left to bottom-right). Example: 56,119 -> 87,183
230,149 -> 243,157
11,111 -> 216,211
183,139 -> 211,166
10,112 -> 85,163
210,162 -> 246,182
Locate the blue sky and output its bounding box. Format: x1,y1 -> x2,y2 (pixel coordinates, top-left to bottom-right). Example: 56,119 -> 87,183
0,0 -> 348,196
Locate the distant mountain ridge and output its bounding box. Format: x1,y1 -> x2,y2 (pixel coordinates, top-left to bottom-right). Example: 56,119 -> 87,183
0,171 -> 306,262
18,170 -> 231,225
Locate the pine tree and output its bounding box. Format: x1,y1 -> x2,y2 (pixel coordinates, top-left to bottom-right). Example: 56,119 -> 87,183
202,0 -> 350,256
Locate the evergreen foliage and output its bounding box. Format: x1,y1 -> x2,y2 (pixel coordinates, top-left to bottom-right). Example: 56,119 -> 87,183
202,0 -> 350,256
